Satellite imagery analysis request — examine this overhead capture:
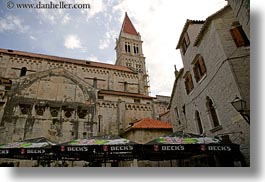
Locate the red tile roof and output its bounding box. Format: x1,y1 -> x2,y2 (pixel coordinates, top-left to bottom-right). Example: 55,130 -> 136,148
0,48 -> 134,73
131,118 -> 172,129
121,13 -> 138,36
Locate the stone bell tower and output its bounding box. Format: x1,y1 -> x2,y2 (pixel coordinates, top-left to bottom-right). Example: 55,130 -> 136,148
115,12 -> 149,95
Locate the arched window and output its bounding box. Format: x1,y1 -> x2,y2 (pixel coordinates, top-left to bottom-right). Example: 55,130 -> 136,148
125,42 -> 131,53
195,110 -> 203,134
20,67 -> 27,77
206,97 -> 220,128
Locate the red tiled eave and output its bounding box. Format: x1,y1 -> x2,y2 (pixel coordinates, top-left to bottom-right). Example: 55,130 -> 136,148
131,118 -> 172,129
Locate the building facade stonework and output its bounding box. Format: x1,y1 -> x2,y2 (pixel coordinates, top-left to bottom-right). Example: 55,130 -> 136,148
0,13 -> 170,145
169,5 -> 250,165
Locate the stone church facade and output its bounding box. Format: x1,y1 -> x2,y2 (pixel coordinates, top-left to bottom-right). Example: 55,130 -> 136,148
0,13 -> 169,144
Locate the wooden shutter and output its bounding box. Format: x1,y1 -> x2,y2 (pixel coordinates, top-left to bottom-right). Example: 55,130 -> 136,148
184,32 -> 190,46
199,56 -> 206,75
230,27 -> 246,47
184,79 -> 189,94
180,46 -> 184,55
193,66 -> 199,82
188,74 -> 194,90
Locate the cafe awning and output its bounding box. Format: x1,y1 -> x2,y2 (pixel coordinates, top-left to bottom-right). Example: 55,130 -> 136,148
140,131 -> 240,161
0,137 -> 56,160
53,135 -> 140,162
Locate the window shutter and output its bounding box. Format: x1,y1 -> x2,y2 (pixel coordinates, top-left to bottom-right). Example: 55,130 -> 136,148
184,73 -> 194,94
238,26 -> 250,46
199,56 -> 206,75
180,46 -> 184,55
188,74 -> 194,90
193,66 -> 199,82
181,41 -> 187,55
184,32 -> 190,46
230,27 -> 245,47
184,79 -> 189,94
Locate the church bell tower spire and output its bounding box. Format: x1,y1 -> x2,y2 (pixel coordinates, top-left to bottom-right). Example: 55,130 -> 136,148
115,13 -> 149,95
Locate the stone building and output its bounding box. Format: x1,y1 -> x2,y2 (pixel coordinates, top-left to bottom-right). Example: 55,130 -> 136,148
226,0 -> 250,39
122,118 -> 172,144
0,13 -> 170,145
169,5 -> 250,165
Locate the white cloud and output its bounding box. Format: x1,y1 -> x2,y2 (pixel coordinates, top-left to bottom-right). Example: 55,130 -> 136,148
0,15 -> 29,33
62,14 -> 71,24
88,55 -> 100,62
113,0 -> 227,96
99,30 -> 116,50
35,1 -> 69,25
64,34 -> 83,49
34,0 -> 105,25
99,39 -> 109,50
30,35 -> 37,40
74,0 -> 106,20
37,9 -> 56,24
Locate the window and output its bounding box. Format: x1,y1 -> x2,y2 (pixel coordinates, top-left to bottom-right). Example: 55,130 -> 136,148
133,43 -> 139,54
136,64 -> 142,72
174,106 -> 179,119
182,105 -> 186,116
35,105 -> 45,116
50,107 -> 59,117
98,115 -> 102,133
124,82 -> 128,92
134,99 -> 140,103
230,25 -> 250,47
126,62 -> 132,67
93,78 -> 97,88
175,106 -> 181,125
180,32 -> 190,55
19,104 -> 31,115
98,95 -> 104,100
20,67 -> 27,77
184,72 -> 194,94
64,109 -> 73,118
84,122 -> 92,131
125,42 -> 131,53
206,97 -> 220,128
78,109 -> 87,119
195,111 -> 203,134
193,55 -> 206,82
5,80 -> 12,90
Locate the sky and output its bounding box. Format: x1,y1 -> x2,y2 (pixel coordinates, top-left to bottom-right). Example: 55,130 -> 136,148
0,0 -> 228,97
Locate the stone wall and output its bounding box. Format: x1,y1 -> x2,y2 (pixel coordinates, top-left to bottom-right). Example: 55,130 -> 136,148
123,129 -> 172,144
170,7 -> 250,165
0,51 -> 140,94
0,68 -> 98,143
227,0 -> 250,39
